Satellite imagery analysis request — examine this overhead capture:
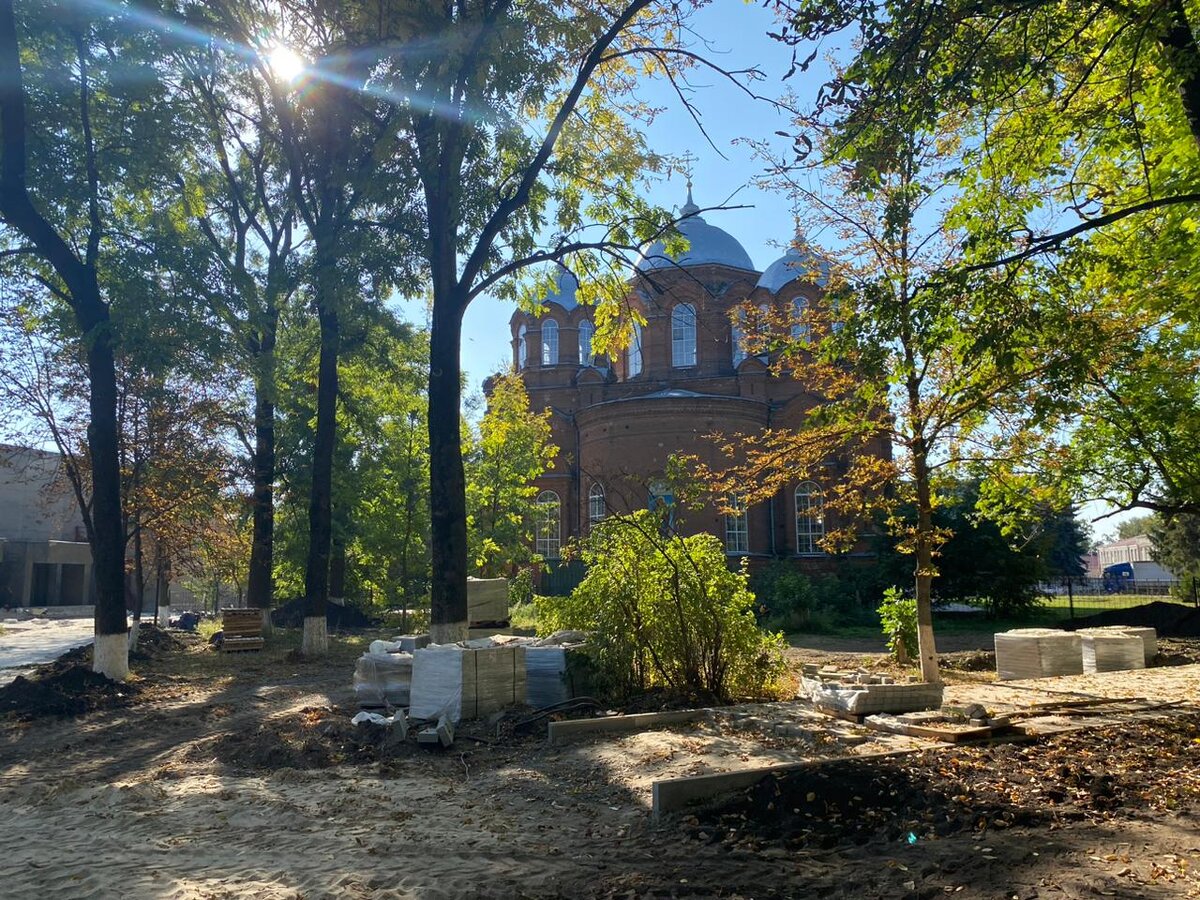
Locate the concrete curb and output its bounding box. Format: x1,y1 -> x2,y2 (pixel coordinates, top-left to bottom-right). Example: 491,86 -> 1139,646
547,709 -> 706,745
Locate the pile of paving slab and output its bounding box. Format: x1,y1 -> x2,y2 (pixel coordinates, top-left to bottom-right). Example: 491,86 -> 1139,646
800,665 -> 945,715
994,625 -> 1157,681
351,630 -> 589,745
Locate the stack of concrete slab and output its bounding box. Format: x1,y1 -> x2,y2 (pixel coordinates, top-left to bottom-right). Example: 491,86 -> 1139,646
1079,630 -> 1146,673
467,577 -> 509,626
994,628 -> 1083,680
802,676 -> 943,715
1076,625 -> 1157,665
393,634 -> 430,652
409,638 -> 528,723
353,650 -> 414,707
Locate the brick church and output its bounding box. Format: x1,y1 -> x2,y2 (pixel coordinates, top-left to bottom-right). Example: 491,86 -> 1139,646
508,187 -> 884,573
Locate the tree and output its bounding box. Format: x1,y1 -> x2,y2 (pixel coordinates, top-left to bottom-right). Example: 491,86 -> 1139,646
1118,515 -> 1159,541
170,36 -> 305,626
342,0 -> 765,642
0,0 -> 187,678
710,114 -> 1078,681
272,302 -> 430,615
466,373 -> 558,577
1150,511 -> 1200,599
771,0 -> 1200,520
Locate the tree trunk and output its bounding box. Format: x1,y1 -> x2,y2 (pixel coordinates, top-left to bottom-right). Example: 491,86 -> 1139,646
912,445 -> 941,683
84,299 -> 130,679
1163,0 -> 1200,152
302,287 -> 339,655
128,512 -> 144,651
428,297 -> 469,644
246,347 -> 276,634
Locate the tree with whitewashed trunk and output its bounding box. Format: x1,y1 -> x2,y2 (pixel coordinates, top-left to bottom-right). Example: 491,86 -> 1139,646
0,0 -> 190,678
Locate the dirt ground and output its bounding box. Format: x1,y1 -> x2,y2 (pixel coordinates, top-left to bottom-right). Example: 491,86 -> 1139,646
2,629 -> 1200,899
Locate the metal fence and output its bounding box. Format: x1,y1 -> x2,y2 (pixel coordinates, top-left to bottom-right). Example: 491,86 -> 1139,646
1037,575 -> 1199,618
538,559 -> 587,597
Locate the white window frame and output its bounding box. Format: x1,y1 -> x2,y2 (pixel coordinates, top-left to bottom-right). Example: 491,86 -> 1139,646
795,481 -> 825,555
541,319 -> 559,366
588,482 -> 606,528
517,324 -> 527,369
672,303 -> 697,367
626,320 -> 643,377
578,319 -> 595,366
791,297 -> 809,342
535,490 -> 561,559
725,496 -> 749,554
731,309 -> 747,367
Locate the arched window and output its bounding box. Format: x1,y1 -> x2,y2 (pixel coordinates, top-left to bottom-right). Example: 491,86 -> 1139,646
535,490 -> 561,559
588,483 -> 606,528
731,309 -> 747,367
541,319 -> 559,366
672,303 -> 697,367
626,320 -> 643,378
579,319 -> 595,366
790,297 -> 809,342
795,482 -> 825,554
517,324 -> 527,369
725,496 -> 748,554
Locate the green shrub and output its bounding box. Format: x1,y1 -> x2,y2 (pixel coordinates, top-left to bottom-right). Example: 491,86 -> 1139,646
877,586 -> 917,661
750,562 -> 848,632
508,569 -> 535,607
536,511 -> 786,703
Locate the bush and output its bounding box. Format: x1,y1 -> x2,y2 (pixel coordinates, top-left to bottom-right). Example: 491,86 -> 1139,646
750,562 -> 848,632
877,586 -> 917,662
536,511 -> 786,703
508,569 -> 535,607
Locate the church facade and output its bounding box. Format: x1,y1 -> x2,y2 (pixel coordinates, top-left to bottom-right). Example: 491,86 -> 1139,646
507,190 -> 886,574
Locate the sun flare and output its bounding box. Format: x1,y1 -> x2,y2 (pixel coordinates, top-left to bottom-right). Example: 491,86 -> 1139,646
266,44 -> 305,83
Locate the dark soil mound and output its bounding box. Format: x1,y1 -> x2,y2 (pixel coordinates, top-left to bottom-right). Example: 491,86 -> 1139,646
0,664 -> 140,721
1066,601 -> 1200,637
940,649 -> 996,672
270,598 -> 375,629
202,705 -> 407,771
134,623 -> 186,654
693,715 -> 1200,851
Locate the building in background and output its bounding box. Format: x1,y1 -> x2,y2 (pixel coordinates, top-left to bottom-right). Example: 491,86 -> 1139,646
0,445 -> 95,609
505,188 -> 889,583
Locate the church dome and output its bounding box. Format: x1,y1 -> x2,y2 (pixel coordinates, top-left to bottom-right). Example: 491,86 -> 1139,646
540,266 -> 579,310
636,189 -> 756,273
757,243 -> 830,292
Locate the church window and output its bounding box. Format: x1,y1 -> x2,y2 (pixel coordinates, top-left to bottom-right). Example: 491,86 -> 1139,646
579,319 -> 595,366
536,490 -> 561,558
795,482 -> 825,554
541,319 -> 559,366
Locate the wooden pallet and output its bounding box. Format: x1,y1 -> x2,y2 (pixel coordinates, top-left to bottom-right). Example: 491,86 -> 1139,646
221,608 -> 264,653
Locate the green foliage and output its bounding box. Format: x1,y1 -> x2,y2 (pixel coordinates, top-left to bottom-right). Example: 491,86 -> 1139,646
465,374 -> 558,576
749,562 -> 847,633
273,305 -> 430,604
1151,513 -> 1200,594
535,511 -> 786,704
877,587 -> 917,662
1119,516 -> 1159,541
508,569 -> 535,607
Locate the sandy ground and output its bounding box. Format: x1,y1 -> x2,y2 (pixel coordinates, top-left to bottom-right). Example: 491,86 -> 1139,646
1,632 -> 1199,898
0,617 -> 93,686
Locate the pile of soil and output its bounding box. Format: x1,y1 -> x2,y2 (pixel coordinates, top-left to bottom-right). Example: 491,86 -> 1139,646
1067,600 -> 1200,637
201,705 -> 415,771
939,649 -> 996,672
270,598 -> 375,629
692,714 -> 1200,852
133,623 -> 186,654
0,664 -> 140,721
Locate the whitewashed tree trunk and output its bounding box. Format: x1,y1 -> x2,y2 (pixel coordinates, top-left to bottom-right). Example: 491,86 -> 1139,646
94,631 -> 129,680
301,616 -> 328,655
429,620 -> 468,645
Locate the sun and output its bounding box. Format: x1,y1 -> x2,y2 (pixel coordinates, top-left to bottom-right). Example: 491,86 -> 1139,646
266,44 -> 305,84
